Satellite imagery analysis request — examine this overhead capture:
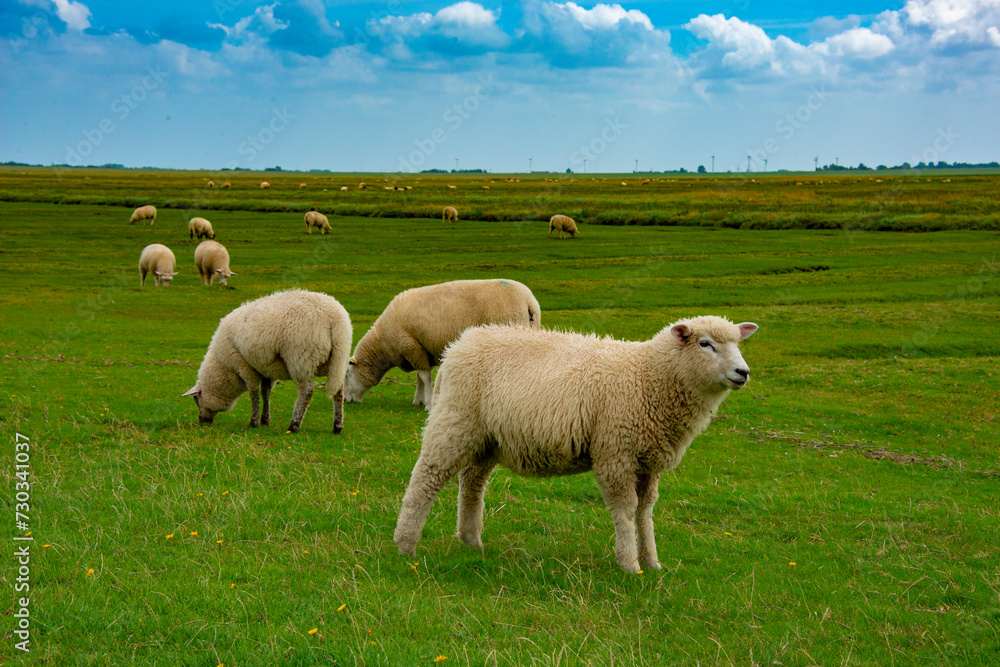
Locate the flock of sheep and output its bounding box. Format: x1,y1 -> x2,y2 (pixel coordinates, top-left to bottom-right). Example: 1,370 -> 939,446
130,202 -> 757,572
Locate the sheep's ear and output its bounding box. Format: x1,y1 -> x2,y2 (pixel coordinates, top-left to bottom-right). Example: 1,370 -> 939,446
153,271 -> 162,277
182,384 -> 201,397
670,324 -> 692,343
736,323 -> 759,341
169,271 -> 179,277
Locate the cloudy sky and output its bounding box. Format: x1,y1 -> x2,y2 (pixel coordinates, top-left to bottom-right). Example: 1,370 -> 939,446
2,0 -> 998,173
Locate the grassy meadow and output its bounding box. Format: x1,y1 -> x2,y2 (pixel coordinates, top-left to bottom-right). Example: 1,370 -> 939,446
1,168 -> 999,665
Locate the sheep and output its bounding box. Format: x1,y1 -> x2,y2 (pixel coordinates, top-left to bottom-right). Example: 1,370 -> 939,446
207,180 -> 215,189
442,206 -> 458,224
188,217 -> 215,240
344,279 -> 541,411
182,290 -> 352,434
340,186 -> 349,191
222,182 -> 231,190
138,244 -> 178,286
129,205 -> 157,225
261,181 -> 271,190
447,185 -> 457,190
548,214 -> 578,239
194,240 -> 235,286
299,183 -> 307,189
305,208 -> 331,235
393,316 -> 759,572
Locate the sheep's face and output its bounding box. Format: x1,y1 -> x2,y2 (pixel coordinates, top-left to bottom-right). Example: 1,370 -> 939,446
182,384 -> 237,423
154,271 -> 178,286
216,268 -> 235,285
671,318 -> 758,392
343,361 -> 371,403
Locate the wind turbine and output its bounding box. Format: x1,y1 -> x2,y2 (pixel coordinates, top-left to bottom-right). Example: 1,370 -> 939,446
747,155 -> 751,172
814,156 -> 819,171
763,158 -> 768,172
711,154 -> 715,172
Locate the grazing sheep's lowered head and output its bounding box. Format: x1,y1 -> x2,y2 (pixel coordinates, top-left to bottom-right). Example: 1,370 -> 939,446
182,377 -> 235,424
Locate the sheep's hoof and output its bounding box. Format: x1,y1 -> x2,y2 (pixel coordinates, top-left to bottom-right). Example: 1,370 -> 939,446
261,417 -> 270,426
249,419 -> 259,428
333,424 -> 343,435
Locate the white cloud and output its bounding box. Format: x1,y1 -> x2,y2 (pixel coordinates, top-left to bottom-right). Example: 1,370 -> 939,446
559,2 -> 653,31
686,14 -> 774,69
51,0 -> 91,31
902,0 -> 1000,47
434,1 -> 497,28
817,27 -> 895,58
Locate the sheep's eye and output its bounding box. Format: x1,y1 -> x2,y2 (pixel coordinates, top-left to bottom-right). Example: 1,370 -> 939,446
699,340 -> 715,351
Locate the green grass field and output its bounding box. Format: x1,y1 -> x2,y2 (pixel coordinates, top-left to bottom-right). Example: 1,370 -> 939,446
1,169 -> 999,665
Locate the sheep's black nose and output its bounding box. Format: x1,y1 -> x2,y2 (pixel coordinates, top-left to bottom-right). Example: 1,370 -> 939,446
734,368 -> 749,380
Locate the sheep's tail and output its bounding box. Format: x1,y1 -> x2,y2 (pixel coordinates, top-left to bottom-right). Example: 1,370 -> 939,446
527,301 -> 541,329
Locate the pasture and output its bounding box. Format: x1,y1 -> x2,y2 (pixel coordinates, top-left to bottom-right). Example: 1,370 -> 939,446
0,168 -> 998,665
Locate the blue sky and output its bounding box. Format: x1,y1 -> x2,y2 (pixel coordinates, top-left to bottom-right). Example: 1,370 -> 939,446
2,0 -> 998,172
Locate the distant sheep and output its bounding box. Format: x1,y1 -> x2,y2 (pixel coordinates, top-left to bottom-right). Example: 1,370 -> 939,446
129,205 -> 157,225
183,290 -> 352,434
138,244 -> 177,286
194,240 -> 235,286
207,180 -> 215,189
447,185 -> 457,190
299,183 -> 307,189
345,279 -> 540,411
305,208 -> 331,235
548,214 -> 578,239
222,182 -> 231,190
188,217 -> 215,240
394,316 -> 759,572
340,186 -> 349,191
261,181 -> 271,190
442,206 -> 458,224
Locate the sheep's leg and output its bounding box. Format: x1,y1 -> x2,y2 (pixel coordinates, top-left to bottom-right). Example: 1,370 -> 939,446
456,460 -> 497,549
635,472 -> 662,570
140,268 -> 147,287
394,417 -> 481,555
332,388 -> 344,434
288,378 -> 313,433
260,378 -> 272,426
414,370 -> 433,409
594,466 -> 641,573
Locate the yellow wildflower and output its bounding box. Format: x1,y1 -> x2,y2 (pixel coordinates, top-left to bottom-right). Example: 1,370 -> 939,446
337,604 -> 346,612
434,656 -> 447,663
86,568 -> 95,577
308,628 -> 319,636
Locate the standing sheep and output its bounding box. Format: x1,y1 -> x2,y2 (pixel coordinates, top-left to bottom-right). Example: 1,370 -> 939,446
394,316 -> 759,572
207,180 -> 215,189
442,206 -> 458,224
344,279 -> 541,411
138,244 -> 178,286
549,214 -> 578,239
188,217 -> 215,240
222,182 -> 231,190
305,209 -> 331,235
194,240 -> 235,286
129,205 -> 157,225
261,181 -> 271,190
182,290 -> 352,434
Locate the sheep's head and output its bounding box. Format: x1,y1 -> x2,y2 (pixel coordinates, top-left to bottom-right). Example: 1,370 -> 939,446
182,383 -> 237,423
154,271 -> 179,286
343,358 -> 371,403
216,268 -> 235,286
669,316 -> 758,393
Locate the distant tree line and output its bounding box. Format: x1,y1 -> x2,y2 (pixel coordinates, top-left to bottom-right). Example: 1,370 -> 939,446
820,160 -> 1000,171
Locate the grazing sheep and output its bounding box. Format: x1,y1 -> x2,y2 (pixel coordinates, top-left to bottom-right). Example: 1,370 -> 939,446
129,205 -> 157,225
222,182 -> 231,190
305,208 -> 331,235
138,244 -> 178,286
548,214 -> 578,239
299,183 -> 307,189
447,185 -> 457,190
442,206 -> 458,224
182,290 -> 352,434
261,181 -> 271,190
207,180 -> 215,189
344,279 -> 541,411
340,186 -> 349,191
188,217 -> 215,240
194,240 -> 235,286
394,316 -> 759,572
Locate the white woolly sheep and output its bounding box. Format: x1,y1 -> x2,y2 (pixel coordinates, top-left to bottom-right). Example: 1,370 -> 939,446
207,180 -> 215,189
188,217 -> 215,240
138,243 -> 178,286
340,186 -> 348,191
261,181 -> 271,190
549,214 -> 578,239
344,279 -> 541,411
194,240 -> 235,286
394,316 -> 759,572
299,183 -> 307,189
222,182 -> 231,190
182,290 -> 352,433
129,205 -> 157,225
305,209 -> 331,235
442,206 -> 458,224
